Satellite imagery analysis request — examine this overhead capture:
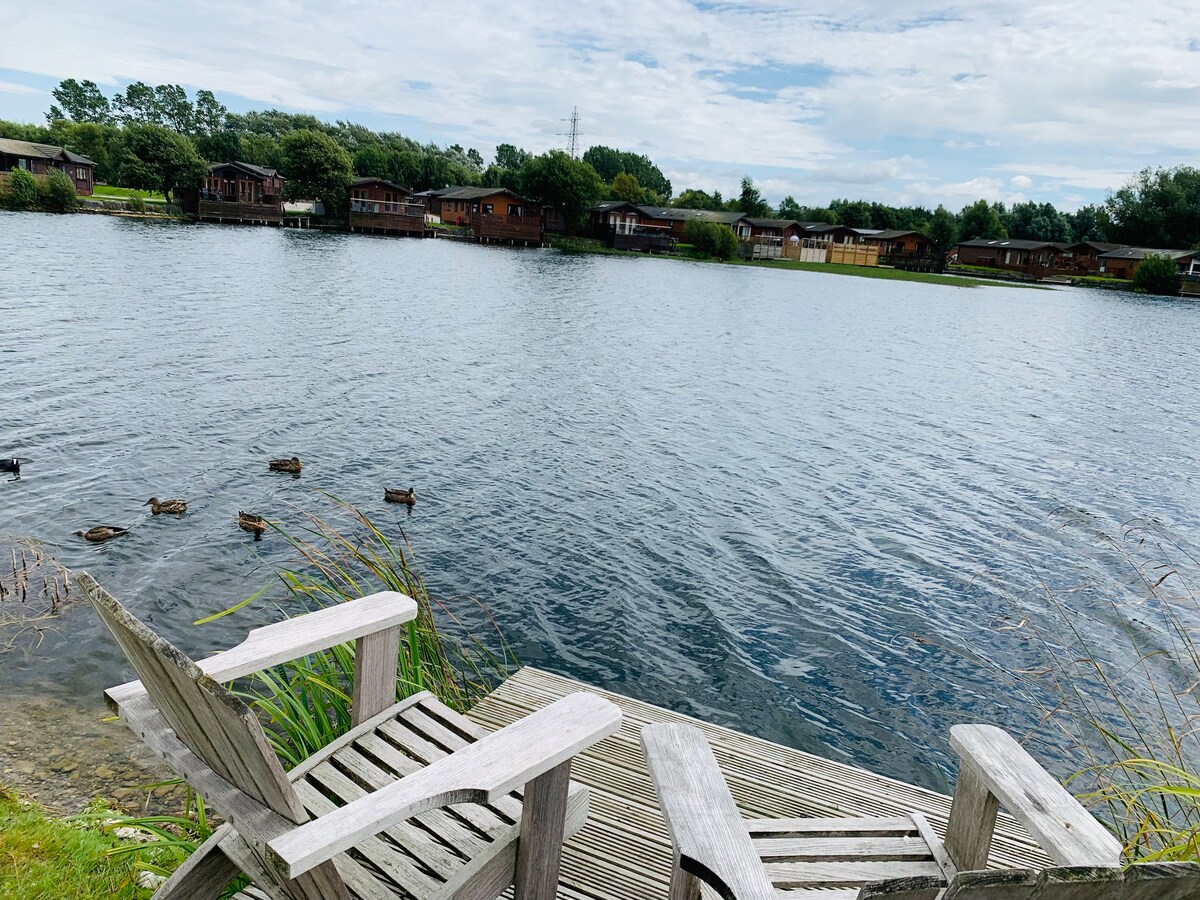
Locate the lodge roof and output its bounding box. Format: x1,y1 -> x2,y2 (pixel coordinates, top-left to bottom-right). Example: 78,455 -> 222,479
436,185 -> 527,201
861,229 -> 925,241
351,176 -> 412,194
744,218 -> 800,228
1097,246 -> 1195,260
211,160 -> 279,178
1066,241 -> 1127,253
637,206 -> 746,224
957,238 -> 1068,251
0,137 -> 95,166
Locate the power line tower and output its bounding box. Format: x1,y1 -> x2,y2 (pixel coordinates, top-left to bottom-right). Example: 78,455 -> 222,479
561,106 -> 581,158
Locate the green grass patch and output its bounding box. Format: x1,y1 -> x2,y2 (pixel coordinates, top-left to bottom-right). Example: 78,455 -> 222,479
0,788 -> 150,900
91,185 -> 166,204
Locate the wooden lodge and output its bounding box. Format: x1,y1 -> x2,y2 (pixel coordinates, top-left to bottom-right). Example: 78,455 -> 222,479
0,137 -> 95,195
955,238 -> 1069,276
590,201 -> 675,252
346,177 -> 429,236
183,161 -> 284,225
429,186 -> 541,244
861,229 -> 940,270
1097,246 -> 1199,280
799,222 -> 862,245
1064,241 -> 1128,274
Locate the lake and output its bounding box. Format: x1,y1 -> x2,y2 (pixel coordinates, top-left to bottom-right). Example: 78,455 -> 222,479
3,210 -> 1199,792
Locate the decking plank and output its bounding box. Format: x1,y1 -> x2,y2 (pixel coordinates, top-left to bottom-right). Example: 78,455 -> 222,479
464,667 -> 1052,900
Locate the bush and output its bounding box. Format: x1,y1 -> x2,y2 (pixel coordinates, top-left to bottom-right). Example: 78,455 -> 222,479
7,167 -> 38,209
683,218 -> 740,259
42,168 -> 78,212
1132,253 -> 1182,296
126,192 -> 146,214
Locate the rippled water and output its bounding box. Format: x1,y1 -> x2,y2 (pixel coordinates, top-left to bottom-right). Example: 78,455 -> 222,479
3,211 -> 1200,790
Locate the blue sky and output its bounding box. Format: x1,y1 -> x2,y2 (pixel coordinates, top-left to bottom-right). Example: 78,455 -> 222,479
2,0 -> 1198,211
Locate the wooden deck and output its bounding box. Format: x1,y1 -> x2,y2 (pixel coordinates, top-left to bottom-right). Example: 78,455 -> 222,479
466,667 -> 1050,900
196,199 -> 283,225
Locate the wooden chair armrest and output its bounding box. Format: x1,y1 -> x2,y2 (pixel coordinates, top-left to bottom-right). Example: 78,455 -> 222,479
97,584 -> 418,709
947,724 -> 1122,868
266,691 -> 622,878
641,723 -> 776,900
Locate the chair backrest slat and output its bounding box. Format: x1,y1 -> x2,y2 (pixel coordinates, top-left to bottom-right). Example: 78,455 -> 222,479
84,575 -> 350,900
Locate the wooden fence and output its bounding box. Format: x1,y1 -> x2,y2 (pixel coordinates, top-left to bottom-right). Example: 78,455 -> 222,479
829,244 -> 880,267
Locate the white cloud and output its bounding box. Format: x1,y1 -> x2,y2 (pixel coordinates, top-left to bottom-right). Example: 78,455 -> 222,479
0,81 -> 45,96
1010,175 -> 1034,190
1,0 -> 1196,208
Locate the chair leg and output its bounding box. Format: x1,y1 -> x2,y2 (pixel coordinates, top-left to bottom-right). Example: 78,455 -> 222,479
153,824 -> 240,900
668,853 -> 701,900
514,759 -> 573,900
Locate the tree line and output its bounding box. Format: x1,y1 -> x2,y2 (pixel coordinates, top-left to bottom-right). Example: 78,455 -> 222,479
4,78 -> 1199,250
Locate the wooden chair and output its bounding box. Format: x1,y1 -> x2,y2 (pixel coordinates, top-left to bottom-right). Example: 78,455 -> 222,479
641,722 -> 1200,900
80,573 -> 622,900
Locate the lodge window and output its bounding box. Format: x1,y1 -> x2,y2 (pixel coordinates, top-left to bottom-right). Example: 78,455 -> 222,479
75,167 -> 86,179
483,203 -> 494,214
17,158 -> 28,170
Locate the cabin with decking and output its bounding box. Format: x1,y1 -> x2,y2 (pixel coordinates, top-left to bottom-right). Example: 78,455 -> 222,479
588,201 -> 673,251
861,229 -> 939,269
800,222 -> 863,245
1064,241 -> 1128,274
183,161 -> 284,225
1097,246 -> 1199,280
0,137 -> 95,195
955,238 -> 1069,276
346,177 -> 429,236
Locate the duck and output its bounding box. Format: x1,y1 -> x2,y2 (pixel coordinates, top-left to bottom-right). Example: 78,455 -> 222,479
268,456 -> 302,474
384,487 -> 416,506
238,511 -> 267,541
75,525 -> 129,542
0,458 -> 20,475
144,497 -> 187,515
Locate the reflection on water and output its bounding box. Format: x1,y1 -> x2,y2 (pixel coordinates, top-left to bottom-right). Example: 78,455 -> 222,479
2,211 -> 1200,791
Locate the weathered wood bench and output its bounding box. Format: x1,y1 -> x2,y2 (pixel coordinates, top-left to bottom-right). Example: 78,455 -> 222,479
79,574 -> 622,900
642,722 -> 1200,899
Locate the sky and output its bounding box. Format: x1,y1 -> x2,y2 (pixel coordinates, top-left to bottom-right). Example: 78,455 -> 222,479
1,0 -> 1198,212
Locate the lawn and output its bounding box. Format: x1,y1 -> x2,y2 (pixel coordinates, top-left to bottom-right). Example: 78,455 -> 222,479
91,185 -> 167,204
0,789 -> 149,900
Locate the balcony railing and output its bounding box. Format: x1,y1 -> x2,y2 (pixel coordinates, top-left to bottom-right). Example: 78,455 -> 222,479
350,199 -> 424,217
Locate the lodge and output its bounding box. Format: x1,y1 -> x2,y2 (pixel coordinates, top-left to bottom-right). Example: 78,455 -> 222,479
0,137 -> 95,195
1097,246 -> 1200,280
425,185 -> 542,245
346,177 -> 429,236
954,238 -> 1069,275
181,161 -> 285,225
860,229 -> 939,270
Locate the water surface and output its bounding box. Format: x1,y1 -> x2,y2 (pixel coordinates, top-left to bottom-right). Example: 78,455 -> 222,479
3,211 -> 1199,790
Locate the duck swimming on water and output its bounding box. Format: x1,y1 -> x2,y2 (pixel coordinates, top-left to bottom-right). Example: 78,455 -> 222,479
268,457 -> 302,474
384,487 -> 416,506
76,525 -> 129,542
0,458 -> 20,475
145,497 -> 187,515
238,511 -> 267,540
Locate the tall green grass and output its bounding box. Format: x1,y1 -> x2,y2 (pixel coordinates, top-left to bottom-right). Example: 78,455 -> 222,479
958,511 -> 1200,861
97,498 -> 513,885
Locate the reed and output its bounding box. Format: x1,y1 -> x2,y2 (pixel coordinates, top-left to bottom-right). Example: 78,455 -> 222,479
96,497 -> 514,883
950,511 -> 1200,861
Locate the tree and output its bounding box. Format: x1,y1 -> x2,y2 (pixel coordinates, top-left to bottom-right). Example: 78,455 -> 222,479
611,172 -> 644,203
112,82 -> 162,125
154,84 -> 195,133
193,90 -> 228,134
738,177 -> 771,218
43,168 -> 78,212
1004,201 -> 1071,242
672,188 -> 723,211
47,79 -> 112,125
113,123 -> 206,202
1067,205 -> 1110,243
353,144 -> 392,179
1132,254 -> 1182,295
466,148 -> 484,170
777,195 -> 803,220
582,145 -> 671,198
959,199 -> 1007,240
683,218 -> 739,259
6,167 -> 38,209
238,133 -> 282,170
494,143 -> 530,170
195,129 -> 242,164
1106,166 -> 1200,249
928,204 -> 958,258
830,199 -> 873,228
517,150 -> 603,232
48,120 -> 118,182
279,129 -> 354,212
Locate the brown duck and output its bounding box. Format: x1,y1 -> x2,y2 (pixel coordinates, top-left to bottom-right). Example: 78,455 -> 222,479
145,497 -> 187,515
384,487 -> 416,506
76,525 -> 129,542
268,456 -> 302,474
237,511 -> 267,540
